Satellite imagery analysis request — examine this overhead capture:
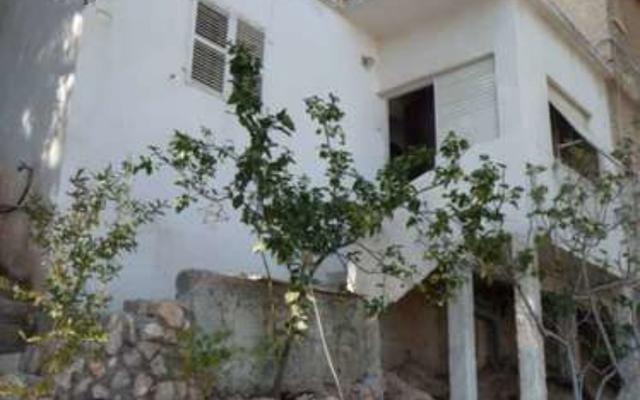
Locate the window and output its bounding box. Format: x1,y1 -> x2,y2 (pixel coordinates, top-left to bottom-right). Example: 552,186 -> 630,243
434,57 -> 498,145
548,83 -> 599,180
388,86 -> 436,180
236,19 -> 265,96
549,104 -> 600,180
191,2 -> 228,93
190,2 -> 265,95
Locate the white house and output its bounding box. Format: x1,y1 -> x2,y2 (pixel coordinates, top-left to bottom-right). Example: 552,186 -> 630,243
1,0 -> 639,398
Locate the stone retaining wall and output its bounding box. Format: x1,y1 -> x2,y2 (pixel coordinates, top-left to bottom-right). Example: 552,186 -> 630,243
6,271 -> 383,399
29,300 -> 204,400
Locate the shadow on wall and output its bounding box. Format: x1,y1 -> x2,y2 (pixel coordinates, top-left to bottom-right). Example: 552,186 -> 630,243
0,0 -> 85,285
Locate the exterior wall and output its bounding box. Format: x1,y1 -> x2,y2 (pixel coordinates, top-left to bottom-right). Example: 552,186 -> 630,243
0,0 -> 84,284
551,0 -> 640,140
548,0 -> 610,54
612,0 -> 640,62
0,0 -> 83,197
60,0 -> 384,305
353,0 -> 525,301
0,0 -> 622,306
352,0 -> 617,303
610,0 -> 640,124
512,0 -> 620,259
514,0 -> 614,159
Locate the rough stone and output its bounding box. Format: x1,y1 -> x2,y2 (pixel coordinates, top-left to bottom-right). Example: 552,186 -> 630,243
73,377 -> 93,397
111,369 -> 132,390
188,385 -> 205,400
384,372 -> 435,400
107,356 -> 119,369
123,348 -> 143,368
154,381 -> 176,400
54,368 -> 73,391
150,354 -> 168,377
106,315 -> 125,355
142,322 -> 165,341
70,358 -> 85,375
133,373 -> 154,397
163,328 -> 178,344
88,359 -> 106,378
18,345 -> 42,375
156,302 -> 186,328
53,359 -> 84,393
91,383 -> 111,399
137,341 -> 161,360
123,315 -> 137,345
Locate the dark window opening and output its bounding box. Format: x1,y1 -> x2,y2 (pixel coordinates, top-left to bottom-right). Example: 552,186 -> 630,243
389,86 -> 436,180
549,104 -> 600,180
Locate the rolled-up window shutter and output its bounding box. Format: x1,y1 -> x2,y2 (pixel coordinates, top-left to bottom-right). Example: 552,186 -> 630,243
548,83 -> 590,135
434,57 -> 499,145
191,2 -> 228,92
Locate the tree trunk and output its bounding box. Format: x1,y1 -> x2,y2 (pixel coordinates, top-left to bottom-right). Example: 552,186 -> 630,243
271,332 -> 294,399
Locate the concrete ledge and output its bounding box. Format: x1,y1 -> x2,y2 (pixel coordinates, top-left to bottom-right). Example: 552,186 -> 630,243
176,270 -> 383,399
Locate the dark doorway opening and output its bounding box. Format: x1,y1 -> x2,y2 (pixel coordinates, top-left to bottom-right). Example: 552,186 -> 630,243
388,86 -> 436,180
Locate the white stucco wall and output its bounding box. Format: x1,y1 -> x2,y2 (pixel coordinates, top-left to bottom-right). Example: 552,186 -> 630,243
60,0 -> 385,305
0,0 -> 83,197
353,0 -> 524,301
351,0 -> 616,303
0,0 -> 84,284
0,0 -> 619,306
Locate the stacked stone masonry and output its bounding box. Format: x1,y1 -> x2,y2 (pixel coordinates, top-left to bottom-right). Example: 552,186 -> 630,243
39,300 -> 203,400
1,271 -> 396,399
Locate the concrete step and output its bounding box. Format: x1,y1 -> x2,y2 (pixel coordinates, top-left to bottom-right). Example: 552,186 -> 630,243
0,292 -> 34,353
0,352 -> 22,375
0,322 -> 28,353
0,296 -> 33,325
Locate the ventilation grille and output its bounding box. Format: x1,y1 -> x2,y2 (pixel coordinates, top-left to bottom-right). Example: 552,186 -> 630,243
191,39 -> 225,92
237,19 -> 265,60
195,2 -> 228,48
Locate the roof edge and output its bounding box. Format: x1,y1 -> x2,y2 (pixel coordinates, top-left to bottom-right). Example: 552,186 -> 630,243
525,0 -> 613,78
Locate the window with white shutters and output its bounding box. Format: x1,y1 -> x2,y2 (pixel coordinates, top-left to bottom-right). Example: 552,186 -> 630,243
434,57 -> 499,145
191,2 -> 228,93
236,19 -> 265,61
236,19 -> 265,97
190,3 -> 266,97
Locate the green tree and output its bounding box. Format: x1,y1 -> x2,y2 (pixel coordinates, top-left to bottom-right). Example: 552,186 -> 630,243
1,165 -> 165,397
140,44 -> 528,397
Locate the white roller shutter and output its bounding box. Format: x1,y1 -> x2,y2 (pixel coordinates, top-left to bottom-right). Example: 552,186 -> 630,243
548,83 -> 590,135
434,57 -> 499,145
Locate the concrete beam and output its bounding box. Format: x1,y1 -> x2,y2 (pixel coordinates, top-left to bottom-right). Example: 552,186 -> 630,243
448,268 -> 478,400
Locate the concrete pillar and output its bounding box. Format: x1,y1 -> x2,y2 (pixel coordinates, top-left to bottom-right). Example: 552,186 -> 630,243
514,271 -> 548,400
614,288 -> 640,385
448,268 -> 478,400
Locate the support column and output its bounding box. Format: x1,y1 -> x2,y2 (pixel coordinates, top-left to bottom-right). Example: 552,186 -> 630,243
614,287 -> 640,399
514,270 -> 548,400
448,268 -> 478,400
